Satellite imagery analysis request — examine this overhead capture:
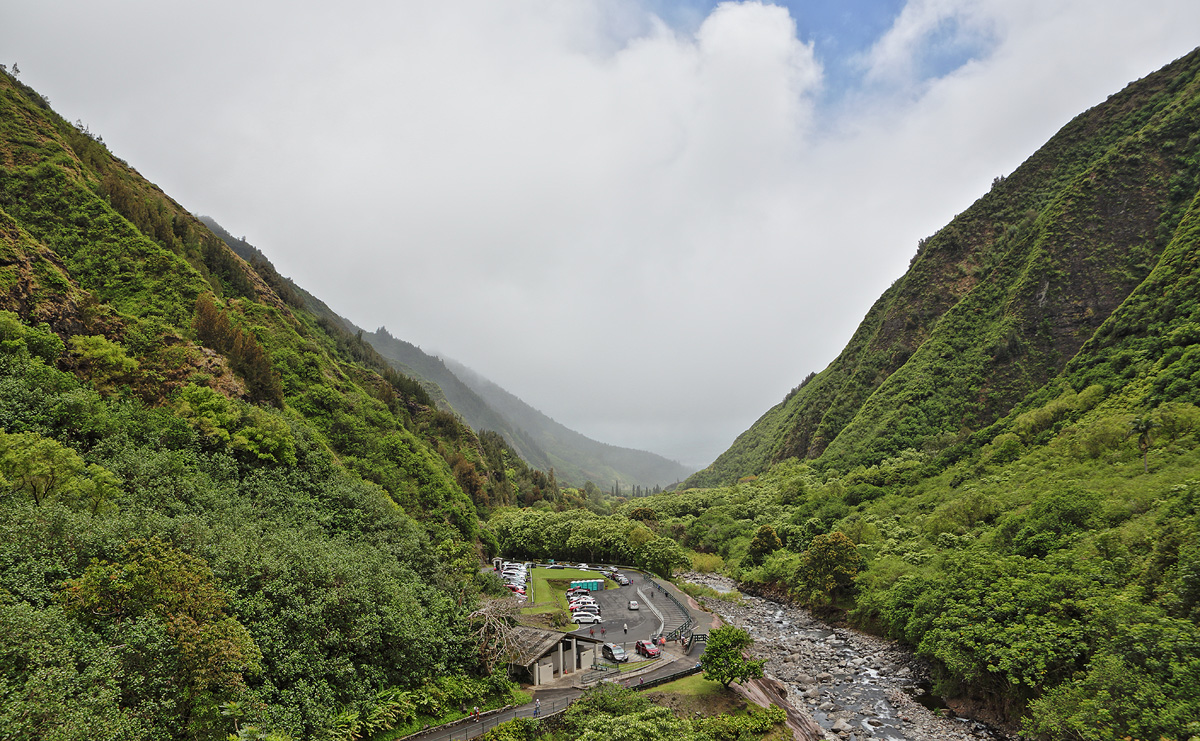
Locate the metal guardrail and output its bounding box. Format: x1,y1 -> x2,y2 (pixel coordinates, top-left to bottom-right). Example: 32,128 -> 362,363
631,663 -> 703,691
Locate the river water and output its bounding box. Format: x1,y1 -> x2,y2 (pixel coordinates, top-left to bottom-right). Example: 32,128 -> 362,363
681,573 -> 1014,741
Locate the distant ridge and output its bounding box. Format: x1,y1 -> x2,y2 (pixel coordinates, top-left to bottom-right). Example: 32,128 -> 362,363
442,356 -> 695,490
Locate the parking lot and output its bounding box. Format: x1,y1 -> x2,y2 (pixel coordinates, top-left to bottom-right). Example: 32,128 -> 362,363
567,575 -> 654,644
493,561 -> 695,651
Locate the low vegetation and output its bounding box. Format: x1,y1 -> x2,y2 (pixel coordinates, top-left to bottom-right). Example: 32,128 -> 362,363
479,683 -> 786,741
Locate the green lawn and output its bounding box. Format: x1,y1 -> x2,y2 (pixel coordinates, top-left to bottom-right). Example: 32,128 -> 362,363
530,568 -> 617,609
515,568 -> 620,618
616,657 -> 659,673
646,672 -> 725,697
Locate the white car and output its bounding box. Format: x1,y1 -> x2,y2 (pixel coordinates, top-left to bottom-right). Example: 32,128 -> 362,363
571,612 -> 602,624
628,600 -> 639,610
569,599 -> 598,610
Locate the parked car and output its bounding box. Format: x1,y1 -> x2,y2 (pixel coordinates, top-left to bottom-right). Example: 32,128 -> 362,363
615,575 -> 630,586
577,563 -> 590,570
602,643 -> 629,662
628,600 -> 639,610
634,640 -> 661,658
569,597 -> 598,608
571,612 -> 602,624
570,602 -> 599,613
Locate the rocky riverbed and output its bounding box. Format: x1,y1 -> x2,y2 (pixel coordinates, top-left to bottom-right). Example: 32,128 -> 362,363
681,573 -> 1014,741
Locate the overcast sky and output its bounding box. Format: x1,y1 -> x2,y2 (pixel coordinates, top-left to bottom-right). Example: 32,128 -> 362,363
4,2 -> 1199,468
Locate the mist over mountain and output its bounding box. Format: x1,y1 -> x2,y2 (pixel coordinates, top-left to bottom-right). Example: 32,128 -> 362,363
441,356 -> 694,490
193,216 -> 690,490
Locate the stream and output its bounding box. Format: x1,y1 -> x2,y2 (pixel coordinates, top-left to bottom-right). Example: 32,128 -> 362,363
681,573 -> 1015,741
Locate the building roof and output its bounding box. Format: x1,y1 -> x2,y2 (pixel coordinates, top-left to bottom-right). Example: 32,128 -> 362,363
509,626 -> 604,668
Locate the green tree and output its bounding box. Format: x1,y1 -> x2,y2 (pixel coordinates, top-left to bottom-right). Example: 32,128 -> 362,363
576,705 -> 699,741
636,536 -> 689,578
747,524 -> 782,565
0,430 -> 116,509
700,625 -> 766,688
68,335 -> 138,392
795,531 -> 864,607
60,538 -> 262,732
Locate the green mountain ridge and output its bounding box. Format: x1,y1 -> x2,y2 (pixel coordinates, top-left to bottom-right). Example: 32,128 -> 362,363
688,45 -> 1200,488
615,46 -> 1200,740
362,327 -> 555,470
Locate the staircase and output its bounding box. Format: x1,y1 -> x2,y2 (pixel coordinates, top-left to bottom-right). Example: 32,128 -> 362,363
683,632 -> 707,654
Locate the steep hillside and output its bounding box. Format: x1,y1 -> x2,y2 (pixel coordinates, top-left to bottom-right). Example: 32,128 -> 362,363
689,46 -> 1200,487
364,327 -> 555,469
444,357 -> 694,490
631,48 -> 1200,741
0,69 -> 539,739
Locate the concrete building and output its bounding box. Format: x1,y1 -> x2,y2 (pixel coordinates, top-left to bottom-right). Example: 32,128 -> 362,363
508,626 -> 605,686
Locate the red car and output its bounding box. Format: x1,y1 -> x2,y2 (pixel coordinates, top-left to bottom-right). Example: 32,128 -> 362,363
634,640 -> 661,658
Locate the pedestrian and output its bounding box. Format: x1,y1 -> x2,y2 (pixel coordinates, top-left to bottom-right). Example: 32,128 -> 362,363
639,677 -> 644,686
533,698 -> 541,718
623,623 -> 628,635
589,627 -> 594,637
601,627 -> 606,637
472,706 -> 479,722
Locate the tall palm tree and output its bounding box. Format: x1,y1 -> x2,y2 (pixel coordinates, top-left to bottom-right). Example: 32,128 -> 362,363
1129,414 -> 1157,473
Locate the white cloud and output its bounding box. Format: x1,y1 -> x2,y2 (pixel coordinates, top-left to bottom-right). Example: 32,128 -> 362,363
2,0 -> 1198,467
